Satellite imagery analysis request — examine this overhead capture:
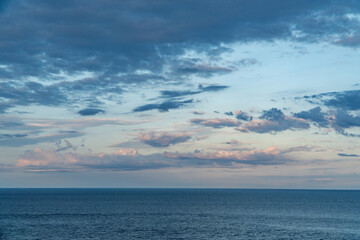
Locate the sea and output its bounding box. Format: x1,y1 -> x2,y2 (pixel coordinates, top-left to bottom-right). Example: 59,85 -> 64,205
0,189 -> 359,239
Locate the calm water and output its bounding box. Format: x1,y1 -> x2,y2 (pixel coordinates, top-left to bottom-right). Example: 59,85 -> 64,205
0,189 -> 359,239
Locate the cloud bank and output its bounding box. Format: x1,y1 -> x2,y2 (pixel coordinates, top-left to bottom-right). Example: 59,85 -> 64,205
16,145 -> 303,172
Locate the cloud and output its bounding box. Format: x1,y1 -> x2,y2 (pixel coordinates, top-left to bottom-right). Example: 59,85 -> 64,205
0,163 -> 13,172
0,81 -> 67,113
236,108 -> 310,133
234,111 -> 253,121
324,90 -> 360,110
190,118 -> 240,128
191,111 -> 205,115
337,153 -> 360,157
16,147 -> 175,171
335,31 -> 360,47
113,148 -> 138,156
133,99 -> 194,112
0,118 -> 25,128
173,63 -> 233,77
330,110 -> 360,136
198,84 -> 229,92
0,0 -> 359,112
296,91 -> 360,136
20,117 -> 145,131
293,107 -> 329,127
225,139 -> 240,145
55,139 -> 78,152
1,0 -> 358,79
0,133 -> 27,139
165,146 -> 292,166
138,131 -> 191,147
16,145 -> 305,171
17,147 -> 78,168
78,108 -> 105,116
304,90 -> 360,110
160,84 -> 228,98
0,131 -> 84,147
260,108 -> 286,121
0,116 -> 147,147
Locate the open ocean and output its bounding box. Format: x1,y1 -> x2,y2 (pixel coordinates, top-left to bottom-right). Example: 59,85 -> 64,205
0,189 -> 359,239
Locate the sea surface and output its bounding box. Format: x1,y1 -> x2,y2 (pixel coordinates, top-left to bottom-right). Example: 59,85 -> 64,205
0,189 -> 359,239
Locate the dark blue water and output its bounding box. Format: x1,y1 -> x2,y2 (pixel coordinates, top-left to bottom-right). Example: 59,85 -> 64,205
0,189 -> 359,239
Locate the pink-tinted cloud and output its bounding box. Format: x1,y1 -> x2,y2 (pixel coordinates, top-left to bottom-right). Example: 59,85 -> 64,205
15,144 -> 309,172
17,147 -> 77,168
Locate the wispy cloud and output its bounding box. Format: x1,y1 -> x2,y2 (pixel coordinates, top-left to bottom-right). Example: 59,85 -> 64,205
338,153 -> 360,157
0,131 -> 84,147
160,84 -> 228,98
133,99 -> 194,112
190,118 -> 240,128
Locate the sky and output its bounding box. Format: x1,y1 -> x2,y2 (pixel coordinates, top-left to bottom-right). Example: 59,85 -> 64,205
1,0 -> 360,188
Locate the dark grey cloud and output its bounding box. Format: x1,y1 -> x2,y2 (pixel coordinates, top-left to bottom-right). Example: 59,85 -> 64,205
338,153 -> 360,157
160,90 -> 200,98
324,90 -> 360,110
260,108 -> 286,121
331,110 -> 360,136
293,107 -> 329,127
160,84 -> 228,98
78,108 -> 105,116
190,118 -> 240,128
199,84 -> 229,92
295,91 -> 360,136
235,111 -> 253,121
0,0 -> 359,112
0,81 -> 67,112
304,90 -> 360,110
133,99 -> 194,112
237,108 -> 310,133
169,57 -> 255,77
138,131 -> 192,147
